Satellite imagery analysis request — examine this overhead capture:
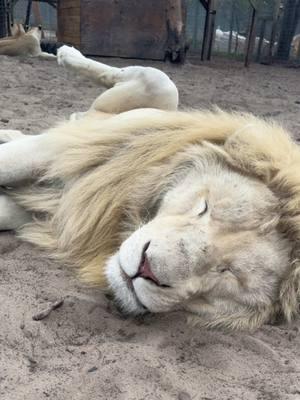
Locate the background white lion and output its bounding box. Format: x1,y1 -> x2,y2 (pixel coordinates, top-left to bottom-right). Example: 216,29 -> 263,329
0,46 -> 300,331
0,25 -> 56,59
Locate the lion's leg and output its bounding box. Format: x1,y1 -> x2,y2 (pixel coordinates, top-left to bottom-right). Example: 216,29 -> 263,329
57,45 -> 179,113
0,193 -> 31,231
37,52 -> 57,60
0,134 -> 58,185
0,129 -> 26,142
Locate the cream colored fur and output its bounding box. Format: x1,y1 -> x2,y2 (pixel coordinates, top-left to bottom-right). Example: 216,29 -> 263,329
0,26 -> 56,59
0,23 -> 25,40
57,46 -> 178,116
10,23 -> 25,37
1,46 -> 300,330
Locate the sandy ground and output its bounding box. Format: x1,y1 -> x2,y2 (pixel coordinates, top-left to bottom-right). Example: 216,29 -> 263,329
0,55 -> 300,400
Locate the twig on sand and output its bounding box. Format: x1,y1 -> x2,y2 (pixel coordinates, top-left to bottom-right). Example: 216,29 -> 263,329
32,298 -> 64,321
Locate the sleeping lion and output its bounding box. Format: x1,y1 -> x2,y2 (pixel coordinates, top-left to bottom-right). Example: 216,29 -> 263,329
0,46 -> 300,330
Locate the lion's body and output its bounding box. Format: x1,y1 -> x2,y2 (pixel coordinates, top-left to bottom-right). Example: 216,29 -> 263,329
0,27 -> 56,59
1,46 -> 300,330
0,23 -> 25,41
8,107 -> 299,328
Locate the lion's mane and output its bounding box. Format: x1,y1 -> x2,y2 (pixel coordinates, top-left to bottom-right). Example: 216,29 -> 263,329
14,109 -> 300,321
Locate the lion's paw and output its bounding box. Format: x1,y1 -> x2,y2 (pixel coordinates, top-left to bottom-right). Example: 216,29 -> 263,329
0,130 -> 24,143
69,111 -> 87,121
57,45 -> 85,67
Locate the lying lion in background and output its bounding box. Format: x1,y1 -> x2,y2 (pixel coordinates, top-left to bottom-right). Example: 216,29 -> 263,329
11,23 -> 25,36
0,25 -> 56,59
0,46 -> 299,331
2,23 -> 25,39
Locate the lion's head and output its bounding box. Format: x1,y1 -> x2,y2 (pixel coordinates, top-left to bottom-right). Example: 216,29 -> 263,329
106,149 -> 291,330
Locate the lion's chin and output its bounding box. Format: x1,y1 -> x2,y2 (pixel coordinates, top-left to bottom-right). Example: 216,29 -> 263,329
105,253 -> 147,315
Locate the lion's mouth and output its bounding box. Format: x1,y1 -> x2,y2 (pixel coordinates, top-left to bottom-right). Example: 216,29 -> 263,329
120,258 -> 170,289
132,254 -> 161,285
132,247 -> 170,288
117,255 -> 171,313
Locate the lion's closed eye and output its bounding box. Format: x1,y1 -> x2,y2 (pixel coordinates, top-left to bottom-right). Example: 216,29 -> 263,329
197,199 -> 208,216
216,264 -> 233,274
219,266 -> 230,273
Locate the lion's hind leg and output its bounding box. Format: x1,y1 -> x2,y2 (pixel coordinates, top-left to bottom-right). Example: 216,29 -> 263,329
57,45 -> 179,113
0,134 -> 61,185
0,129 -> 26,143
0,193 -> 31,231
37,52 -> 57,60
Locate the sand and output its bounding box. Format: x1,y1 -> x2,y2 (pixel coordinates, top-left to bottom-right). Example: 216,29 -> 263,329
0,55 -> 300,400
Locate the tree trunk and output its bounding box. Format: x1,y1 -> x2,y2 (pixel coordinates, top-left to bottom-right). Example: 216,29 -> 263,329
277,0 -> 300,60
166,0 -> 187,63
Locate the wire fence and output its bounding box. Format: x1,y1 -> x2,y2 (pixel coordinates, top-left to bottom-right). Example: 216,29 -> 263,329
186,0 -> 300,63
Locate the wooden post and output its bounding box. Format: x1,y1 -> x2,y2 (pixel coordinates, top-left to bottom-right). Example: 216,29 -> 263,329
201,0 -> 216,61
207,5 -> 216,60
228,0 -> 234,54
10,0 -> 14,21
201,0 -> 209,60
25,0 -> 32,29
32,1 -> 42,26
166,0 -> 186,62
255,18 -> 266,62
267,0 -> 282,64
244,5 -> 257,67
192,1 -> 200,50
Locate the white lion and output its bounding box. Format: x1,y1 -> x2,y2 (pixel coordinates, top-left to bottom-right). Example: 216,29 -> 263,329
1,46 -> 300,330
0,25 -> 56,59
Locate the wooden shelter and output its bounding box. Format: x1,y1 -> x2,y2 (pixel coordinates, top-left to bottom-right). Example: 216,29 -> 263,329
57,0 -> 186,61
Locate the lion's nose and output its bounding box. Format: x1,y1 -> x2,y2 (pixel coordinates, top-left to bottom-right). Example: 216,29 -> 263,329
133,241 -> 160,285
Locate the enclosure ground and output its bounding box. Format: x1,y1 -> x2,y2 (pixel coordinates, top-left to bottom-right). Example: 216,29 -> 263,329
0,55 -> 299,400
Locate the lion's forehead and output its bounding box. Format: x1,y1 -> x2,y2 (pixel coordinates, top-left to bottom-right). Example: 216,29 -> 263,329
159,165 -> 277,226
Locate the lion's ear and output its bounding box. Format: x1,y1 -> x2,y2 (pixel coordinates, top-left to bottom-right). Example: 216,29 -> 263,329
279,260 -> 300,322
